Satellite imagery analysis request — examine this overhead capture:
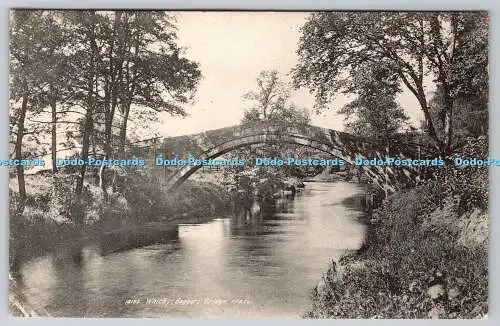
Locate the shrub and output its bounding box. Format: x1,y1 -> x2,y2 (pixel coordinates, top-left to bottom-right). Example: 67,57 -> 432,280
305,154 -> 488,319
438,137 -> 488,215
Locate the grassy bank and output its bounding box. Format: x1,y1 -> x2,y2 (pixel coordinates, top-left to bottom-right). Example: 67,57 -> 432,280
9,170 -> 234,267
305,138 -> 488,319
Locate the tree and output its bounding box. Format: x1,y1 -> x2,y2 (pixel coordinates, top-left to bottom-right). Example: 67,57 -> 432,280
232,70 -> 313,191
421,12 -> 489,148
9,10 -> 202,228
65,12 -> 101,216
242,70 -> 309,125
421,84 -> 488,147
51,11 -> 201,210
116,11 -> 201,154
86,11 -> 201,196
243,70 -> 289,121
339,61 -> 409,140
9,10 -> 66,214
293,12 -> 489,154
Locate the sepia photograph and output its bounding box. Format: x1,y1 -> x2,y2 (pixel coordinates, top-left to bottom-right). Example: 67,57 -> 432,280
7,10 -> 489,318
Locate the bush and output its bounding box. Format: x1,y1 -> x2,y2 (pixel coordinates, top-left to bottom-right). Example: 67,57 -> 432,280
117,170 -> 233,223
305,155 -> 488,319
307,228 -> 487,318
438,136 -> 489,215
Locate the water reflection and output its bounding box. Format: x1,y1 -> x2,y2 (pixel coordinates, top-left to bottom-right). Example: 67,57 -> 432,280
17,181 -> 366,318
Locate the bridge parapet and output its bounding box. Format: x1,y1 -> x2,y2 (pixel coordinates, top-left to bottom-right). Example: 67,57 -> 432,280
161,121 -> 373,157
157,121 -> 428,192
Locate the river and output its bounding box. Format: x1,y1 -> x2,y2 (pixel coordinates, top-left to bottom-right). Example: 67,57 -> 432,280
15,181 -> 367,318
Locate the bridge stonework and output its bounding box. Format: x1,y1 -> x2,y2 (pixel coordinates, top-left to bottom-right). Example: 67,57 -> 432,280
158,121 -> 427,193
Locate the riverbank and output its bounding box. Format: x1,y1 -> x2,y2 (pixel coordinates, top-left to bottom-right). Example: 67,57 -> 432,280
304,145 -> 489,319
9,172 -> 235,270
10,180 -> 367,318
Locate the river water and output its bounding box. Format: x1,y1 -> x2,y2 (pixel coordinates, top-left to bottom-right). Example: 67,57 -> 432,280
15,181 -> 367,318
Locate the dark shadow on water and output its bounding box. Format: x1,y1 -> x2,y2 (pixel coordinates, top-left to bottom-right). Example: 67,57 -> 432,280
340,192 -> 369,213
228,196 -> 302,240
98,224 -> 180,256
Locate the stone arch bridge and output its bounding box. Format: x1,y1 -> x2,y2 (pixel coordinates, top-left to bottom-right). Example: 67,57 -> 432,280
140,121 -> 431,193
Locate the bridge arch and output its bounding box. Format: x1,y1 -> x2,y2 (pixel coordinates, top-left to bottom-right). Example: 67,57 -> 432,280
164,132 -> 357,191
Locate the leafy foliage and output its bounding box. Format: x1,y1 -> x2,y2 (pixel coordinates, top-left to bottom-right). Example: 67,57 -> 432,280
339,61 -> 409,139
422,85 -> 488,150
440,137 -> 488,214
231,70 -> 316,194
293,12 -> 489,154
9,10 -> 201,219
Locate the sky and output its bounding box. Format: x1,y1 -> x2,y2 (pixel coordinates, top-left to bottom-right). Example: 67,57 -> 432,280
157,11 -> 426,137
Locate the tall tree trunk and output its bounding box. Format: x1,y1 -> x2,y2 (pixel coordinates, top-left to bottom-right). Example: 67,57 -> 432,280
443,15 -> 457,154
119,28 -> 139,156
398,70 -> 444,154
119,103 -> 130,156
74,101 -> 93,226
50,97 -> 57,173
101,11 -> 124,198
102,81 -> 120,196
14,95 -> 28,216
74,20 -> 98,226
443,92 -> 454,154
101,112 -> 112,200
415,89 -> 445,154
75,109 -> 93,197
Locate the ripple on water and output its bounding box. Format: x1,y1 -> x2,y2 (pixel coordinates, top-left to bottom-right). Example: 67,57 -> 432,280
16,182 -> 367,318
